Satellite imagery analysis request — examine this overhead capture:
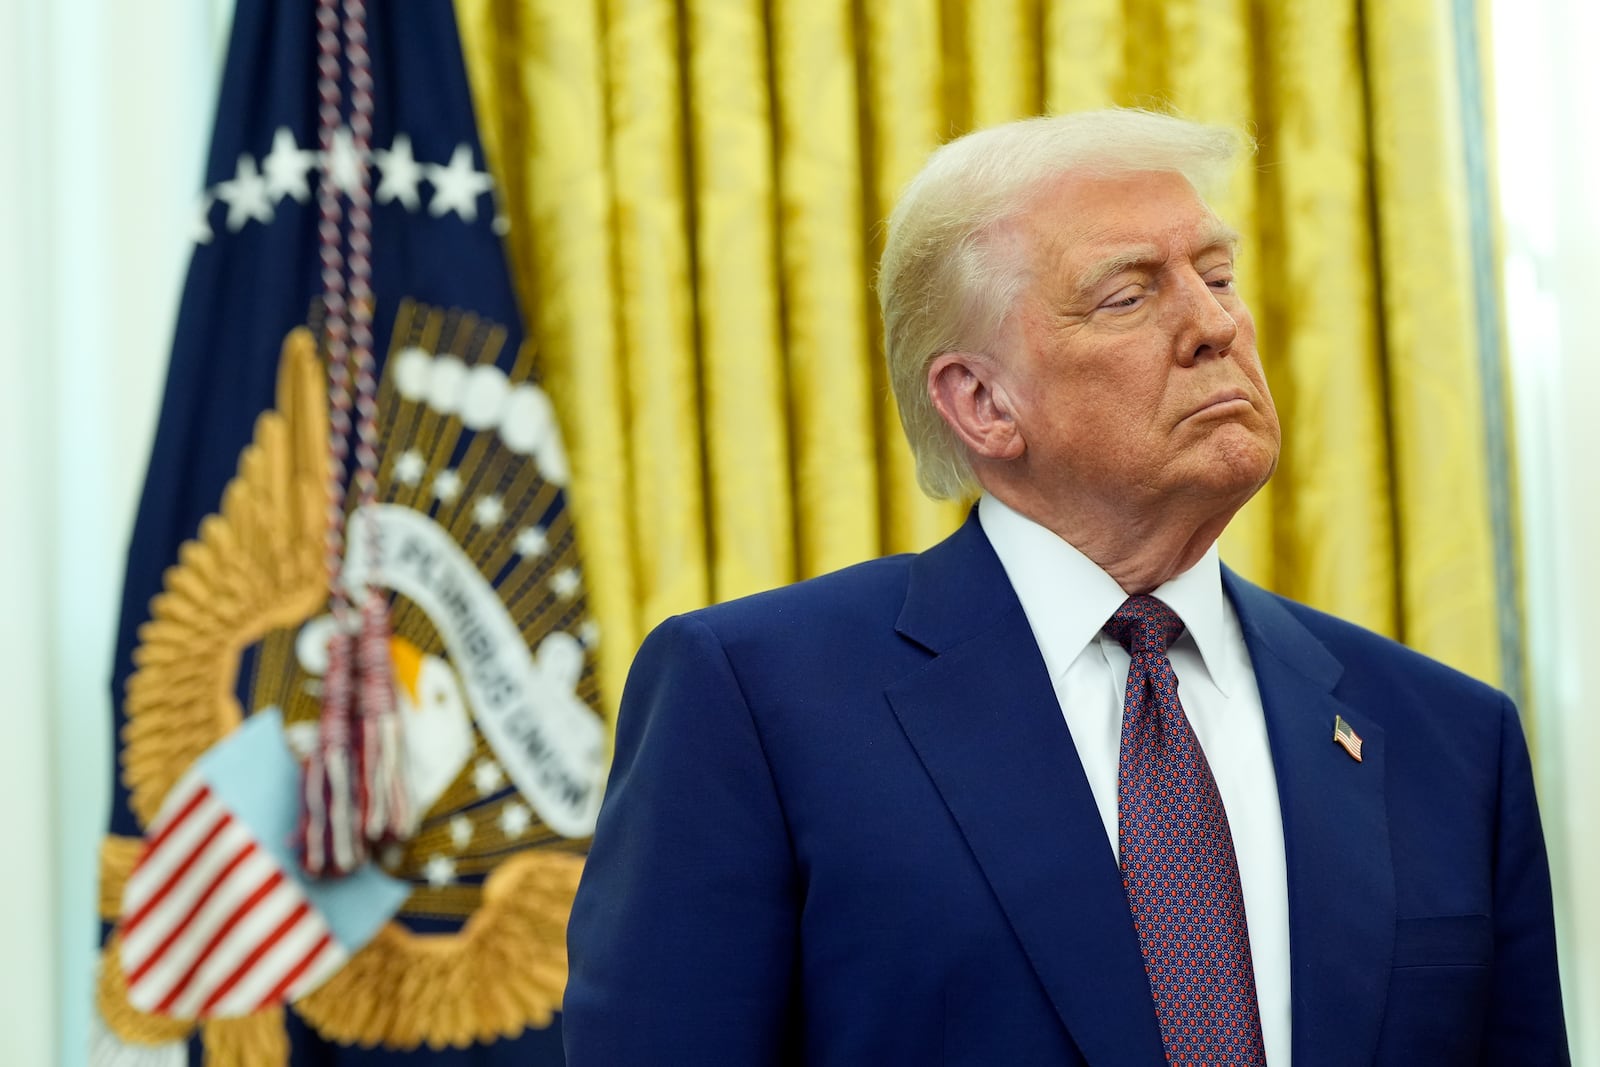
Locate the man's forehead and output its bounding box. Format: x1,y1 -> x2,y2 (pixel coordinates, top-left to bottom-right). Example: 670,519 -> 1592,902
1019,170 -> 1239,266
1071,221 -> 1241,262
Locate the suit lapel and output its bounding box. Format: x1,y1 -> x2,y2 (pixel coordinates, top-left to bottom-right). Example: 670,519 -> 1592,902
1225,571 -> 1394,1067
886,516 -> 1164,1066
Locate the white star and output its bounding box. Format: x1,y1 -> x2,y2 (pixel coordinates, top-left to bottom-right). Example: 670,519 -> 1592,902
432,468 -> 461,503
322,126 -> 364,196
492,214 -> 511,235
550,567 -> 582,600
426,144 -> 493,221
375,134 -> 424,211
262,126 -> 315,203
216,154 -> 274,232
577,619 -> 601,649
473,494 -> 504,526
449,814 -> 474,850
472,758 -> 506,797
422,854 -> 457,887
394,449 -> 426,486
514,525 -> 549,559
194,194 -> 215,244
499,801 -> 532,839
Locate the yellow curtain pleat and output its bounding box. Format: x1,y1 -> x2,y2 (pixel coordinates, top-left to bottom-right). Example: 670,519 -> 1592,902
1246,0 -> 1396,635
602,0 -> 710,629
684,0 -> 795,604
455,0 -> 1513,713
859,0 -> 970,554
771,0 -> 880,576
964,0 -> 1041,128
1362,0 -> 1500,682
1121,0 -> 1173,105
1043,0 -> 1123,113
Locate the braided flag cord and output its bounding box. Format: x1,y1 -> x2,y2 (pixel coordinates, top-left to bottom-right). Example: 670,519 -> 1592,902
300,0 -> 406,877
1107,595 -> 1266,1066
343,0 -> 408,848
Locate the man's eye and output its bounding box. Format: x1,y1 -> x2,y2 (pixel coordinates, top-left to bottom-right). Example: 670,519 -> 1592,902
1209,276 -> 1235,291
1102,294 -> 1142,310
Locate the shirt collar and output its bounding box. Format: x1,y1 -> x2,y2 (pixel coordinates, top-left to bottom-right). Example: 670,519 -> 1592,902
977,494 -> 1236,696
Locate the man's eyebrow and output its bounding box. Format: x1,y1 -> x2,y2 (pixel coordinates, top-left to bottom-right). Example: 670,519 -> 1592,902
1199,225 -> 1243,259
1067,226 -> 1242,305
1068,245 -> 1162,304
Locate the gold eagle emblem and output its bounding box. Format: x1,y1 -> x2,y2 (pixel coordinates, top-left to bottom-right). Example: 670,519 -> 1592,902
98,304 -> 599,1063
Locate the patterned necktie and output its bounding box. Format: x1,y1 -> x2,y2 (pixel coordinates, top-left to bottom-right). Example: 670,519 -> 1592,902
1105,595 -> 1266,1066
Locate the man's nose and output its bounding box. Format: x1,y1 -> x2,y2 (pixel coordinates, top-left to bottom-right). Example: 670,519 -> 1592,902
1174,276 -> 1239,366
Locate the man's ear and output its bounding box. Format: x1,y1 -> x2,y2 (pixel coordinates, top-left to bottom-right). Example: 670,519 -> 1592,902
928,353 -> 1025,461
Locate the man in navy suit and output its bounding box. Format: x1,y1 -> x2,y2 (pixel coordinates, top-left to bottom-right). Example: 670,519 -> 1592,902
564,110 -> 1567,1064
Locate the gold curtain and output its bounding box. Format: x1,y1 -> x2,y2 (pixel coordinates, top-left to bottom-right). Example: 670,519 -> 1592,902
453,0 -> 1518,715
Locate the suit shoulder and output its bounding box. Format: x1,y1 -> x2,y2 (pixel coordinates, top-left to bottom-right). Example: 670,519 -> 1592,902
668,553 -> 917,642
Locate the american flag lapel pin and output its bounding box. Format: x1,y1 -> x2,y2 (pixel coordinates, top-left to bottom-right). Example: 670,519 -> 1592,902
1333,715 -> 1364,762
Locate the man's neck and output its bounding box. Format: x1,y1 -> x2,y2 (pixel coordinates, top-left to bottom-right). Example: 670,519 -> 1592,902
979,484 -> 1236,595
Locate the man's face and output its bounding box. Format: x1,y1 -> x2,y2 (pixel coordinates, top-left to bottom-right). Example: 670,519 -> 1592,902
991,169 -> 1280,523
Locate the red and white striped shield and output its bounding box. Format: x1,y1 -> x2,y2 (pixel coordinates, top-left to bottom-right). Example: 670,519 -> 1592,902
120,774 -> 346,1018
117,709 -> 408,1019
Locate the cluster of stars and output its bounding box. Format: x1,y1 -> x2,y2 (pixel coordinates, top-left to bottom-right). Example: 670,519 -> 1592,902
198,125 -> 500,243
391,449 -> 586,609
388,447 -> 585,601
389,346 -> 571,488
418,759 -> 541,887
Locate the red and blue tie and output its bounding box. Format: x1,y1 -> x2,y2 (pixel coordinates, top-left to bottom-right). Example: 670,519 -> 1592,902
1106,595 -> 1266,1065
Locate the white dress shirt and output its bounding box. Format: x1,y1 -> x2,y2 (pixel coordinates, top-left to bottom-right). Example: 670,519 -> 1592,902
979,494 -> 1292,1066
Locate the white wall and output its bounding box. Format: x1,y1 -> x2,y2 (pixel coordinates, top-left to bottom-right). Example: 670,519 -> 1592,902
1493,0 -> 1600,1055
0,1 -> 227,1063
1,5 -> 63,1062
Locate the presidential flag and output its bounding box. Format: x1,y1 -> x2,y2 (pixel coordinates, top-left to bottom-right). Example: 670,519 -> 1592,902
97,1 -> 598,1062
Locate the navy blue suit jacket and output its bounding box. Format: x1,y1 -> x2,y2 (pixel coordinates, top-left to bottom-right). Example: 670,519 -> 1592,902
565,513 -> 1567,1064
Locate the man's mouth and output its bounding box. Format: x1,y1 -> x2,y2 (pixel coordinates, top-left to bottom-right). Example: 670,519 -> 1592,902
1186,390 -> 1251,420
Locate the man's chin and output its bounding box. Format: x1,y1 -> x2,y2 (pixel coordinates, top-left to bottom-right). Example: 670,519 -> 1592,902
1190,432 -> 1279,501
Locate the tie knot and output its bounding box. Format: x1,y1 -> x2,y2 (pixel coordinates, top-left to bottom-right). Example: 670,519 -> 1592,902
1104,595 -> 1184,656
